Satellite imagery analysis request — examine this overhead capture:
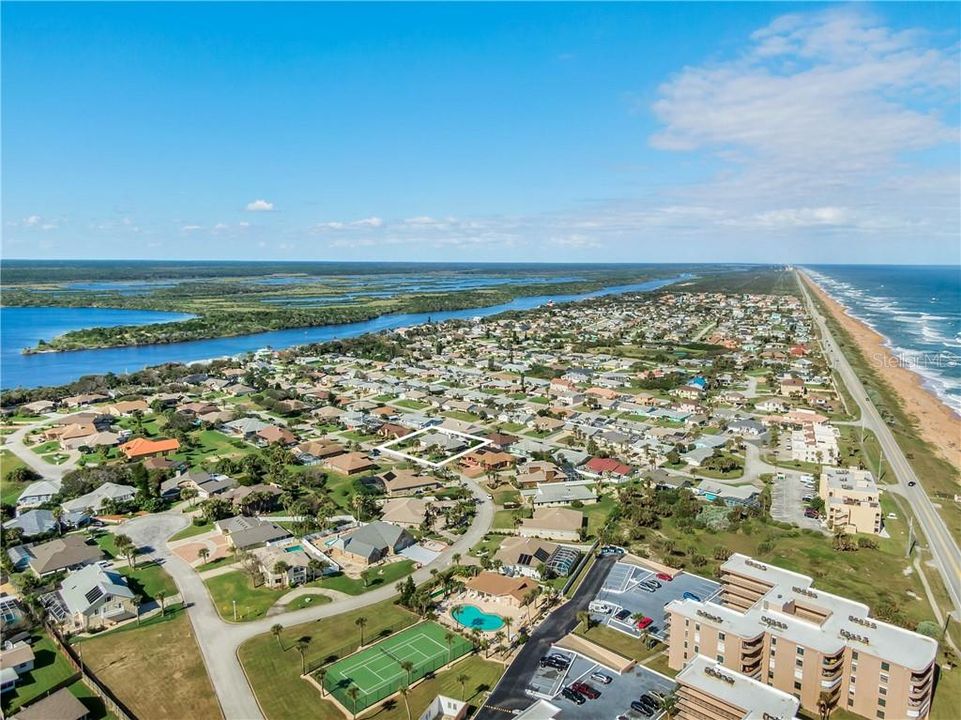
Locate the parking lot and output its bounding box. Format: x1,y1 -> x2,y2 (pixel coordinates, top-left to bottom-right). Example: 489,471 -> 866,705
589,561 -> 721,640
546,650 -> 676,719
770,470 -> 823,531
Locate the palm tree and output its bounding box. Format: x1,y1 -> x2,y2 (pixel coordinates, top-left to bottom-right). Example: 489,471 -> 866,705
398,685 -> 412,720
156,590 -> 167,617
400,660 -> 414,687
457,672 -> 469,701
133,594 -> 143,626
493,630 -> 505,656
315,666 -> 327,697
360,569 -> 372,588
198,546 -> 210,564
114,534 -> 136,568
444,631 -> 455,664
271,623 -> 284,650
576,610 -> 590,632
355,616 -> 368,647
52,506 -> 64,536
295,638 -> 310,675
503,616 -> 513,643
346,686 -> 360,720
451,552 -> 461,565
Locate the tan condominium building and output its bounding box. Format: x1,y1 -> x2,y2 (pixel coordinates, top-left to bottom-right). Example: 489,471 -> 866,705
819,467 -> 882,535
675,654 -> 799,720
666,554 -> 937,720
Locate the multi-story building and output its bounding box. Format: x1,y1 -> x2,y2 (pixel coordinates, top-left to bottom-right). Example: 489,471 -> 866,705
819,467 -> 882,535
790,423 -> 839,465
674,654 -> 800,720
666,554 -> 937,720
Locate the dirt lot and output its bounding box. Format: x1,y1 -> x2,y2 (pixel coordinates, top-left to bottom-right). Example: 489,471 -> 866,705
78,611 -> 219,720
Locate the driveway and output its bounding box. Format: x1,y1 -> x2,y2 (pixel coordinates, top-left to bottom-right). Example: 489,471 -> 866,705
111,474 -> 495,720
474,555 -> 616,720
3,413 -> 81,479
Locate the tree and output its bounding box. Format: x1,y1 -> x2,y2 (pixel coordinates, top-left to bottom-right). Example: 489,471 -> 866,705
457,673 -> 470,701
399,685 -> 412,720
198,546 -> 210,564
315,666 -> 327,697
355,616 -> 368,647
271,623 -> 284,650
133,594 -> 143,626
444,631 -> 456,664
346,686 -> 360,720
360,568 -> 372,588
156,590 -> 167,616
52,506 -> 64,536
400,660 -> 414,687
576,610 -> 591,631
273,560 -> 291,585
295,638 -> 311,675
115,534 -> 137,568
503,616 -> 513,643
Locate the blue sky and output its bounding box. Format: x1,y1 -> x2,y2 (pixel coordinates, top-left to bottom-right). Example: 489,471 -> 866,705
3,2 -> 959,263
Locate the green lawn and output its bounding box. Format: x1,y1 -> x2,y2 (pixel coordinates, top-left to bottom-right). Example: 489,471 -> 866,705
204,570 -> 285,621
309,561 -> 416,596
581,495 -> 615,537
0,450 -> 29,504
574,621 -> 662,662
118,561 -> 177,601
67,680 -> 117,720
285,593 -> 333,611
168,520 -> 214,541
395,399 -> 430,410
31,440 -> 62,455
93,532 -> 121,559
0,633 -> 77,715
442,410 -> 481,422
358,655 -> 502,720
238,599 -> 419,720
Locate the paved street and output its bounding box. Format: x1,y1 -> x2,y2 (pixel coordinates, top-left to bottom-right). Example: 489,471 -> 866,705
474,555 -> 616,720
798,271 -> 961,617
114,474 -> 495,720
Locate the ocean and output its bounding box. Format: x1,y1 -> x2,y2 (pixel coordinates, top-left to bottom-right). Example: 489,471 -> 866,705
805,265 -> 961,415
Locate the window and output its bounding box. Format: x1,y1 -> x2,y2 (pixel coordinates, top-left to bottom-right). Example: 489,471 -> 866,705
852,651 -> 858,660
796,658 -> 804,667
879,687 -> 886,696
796,647 -> 805,656
877,712 -> 884,719
794,681 -> 802,690
771,637 -> 777,645
880,674 -> 889,685
881,662 -> 890,672
878,699 -> 886,708
717,655 -> 724,663
719,632 -> 726,641
695,623 -> 700,632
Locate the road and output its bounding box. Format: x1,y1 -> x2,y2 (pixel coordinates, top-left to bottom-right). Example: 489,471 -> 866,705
3,412 -> 81,479
474,555 -> 616,720
114,473 -> 495,720
797,270 -> 961,617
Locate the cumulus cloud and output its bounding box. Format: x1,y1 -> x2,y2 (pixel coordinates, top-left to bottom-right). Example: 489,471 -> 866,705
313,217 -> 384,231
245,199 -> 274,212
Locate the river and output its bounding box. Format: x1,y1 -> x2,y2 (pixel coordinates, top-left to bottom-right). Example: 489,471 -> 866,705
0,276 -> 687,389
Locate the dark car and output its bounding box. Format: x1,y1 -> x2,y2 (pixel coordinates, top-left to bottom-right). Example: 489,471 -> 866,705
547,653 -> 571,666
640,693 -> 662,708
561,687 -> 586,705
682,591 -> 701,602
539,656 -> 567,670
804,508 -> 820,519
571,682 -> 600,700
908,481 -> 916,487
599,545 -> 625,556
614,609 -> 632,622
630,700 -> 653,716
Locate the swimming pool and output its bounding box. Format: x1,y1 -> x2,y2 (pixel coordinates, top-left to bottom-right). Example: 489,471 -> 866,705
284,545 -> 304,553
452,605 -> 505,632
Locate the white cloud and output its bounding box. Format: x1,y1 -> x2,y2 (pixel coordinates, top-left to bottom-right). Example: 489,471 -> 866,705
245,199 -> 274,212
181,224 -> 203,232
23,215 -> 41,226
550,234 -> 601,249
313,217 -> 384,231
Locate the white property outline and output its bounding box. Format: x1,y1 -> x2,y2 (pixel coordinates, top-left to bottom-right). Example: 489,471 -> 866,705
375,426 -> 491,469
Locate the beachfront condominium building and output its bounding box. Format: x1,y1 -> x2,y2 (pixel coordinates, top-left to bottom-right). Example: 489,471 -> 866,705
665,554 -> 937,720
674,654 -> 800,720
819,467 -> 882,535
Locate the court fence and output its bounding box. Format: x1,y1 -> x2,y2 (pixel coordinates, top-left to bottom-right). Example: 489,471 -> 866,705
303,618 -> 414,675
318,626 -> 474,713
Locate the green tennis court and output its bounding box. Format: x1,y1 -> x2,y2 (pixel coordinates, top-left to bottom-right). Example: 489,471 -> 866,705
322,622 -> 473,712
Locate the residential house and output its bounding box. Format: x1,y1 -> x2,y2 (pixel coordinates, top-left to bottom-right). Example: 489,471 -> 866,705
464,572 -> 537,608
215,516 -> 291,550
14,687 -> 91,720
11,535 -> 103,577
332,521 -> 414,565
16,479 -> 63,510
326,452 -> 377,476
518,507 -> 584,542
61,482 -> 137,514
56,563 -> 137,631
118,437 -> 180,460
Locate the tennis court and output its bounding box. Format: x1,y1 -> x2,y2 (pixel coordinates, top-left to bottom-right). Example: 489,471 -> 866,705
323,622 -> 473,712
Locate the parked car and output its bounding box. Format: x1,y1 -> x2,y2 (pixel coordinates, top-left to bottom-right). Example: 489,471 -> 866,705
539,656 -> 568,670
635,616 -> 654,629
682,591 -> 701,602
655,572 -> 673,582
630,700 -> 653,716
599,545 -> 626,556
590,672 -> 613,685
589,601 -> 615,614
802,494 -> 815,502
614,609 -> 632,622
640,693 -> 662,708
571,682 -> 600,700
548,653 -> 571,666
649,690 -> 667,704
804,509 -> 820,519
561,687 -> 586,705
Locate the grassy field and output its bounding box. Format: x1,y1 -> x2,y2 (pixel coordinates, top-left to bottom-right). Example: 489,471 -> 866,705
358,655 -> 503,720
205,570 -> 285,621
0,449 -> 30,504
238,598 -> 419,720
168,519 -> 214,541
0,633 -> 77,715
285,593 -> 333,611
77,607 -> 219,720
118,561 -> 178,601
308,561 -> 416,596
574,621 -> 662,663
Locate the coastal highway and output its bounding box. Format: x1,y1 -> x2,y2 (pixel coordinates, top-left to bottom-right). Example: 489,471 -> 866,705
797,271 -> 961,618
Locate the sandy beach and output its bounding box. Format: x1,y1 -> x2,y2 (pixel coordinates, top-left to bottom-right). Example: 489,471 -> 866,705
801,273 -> 961,475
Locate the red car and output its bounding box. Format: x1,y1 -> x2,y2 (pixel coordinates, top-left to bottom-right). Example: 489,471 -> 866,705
636,616 -> 654,629
655,572 -> 673,582
571,682 -> 600,700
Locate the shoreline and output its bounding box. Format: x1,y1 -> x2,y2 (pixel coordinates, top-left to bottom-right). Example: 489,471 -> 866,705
800,271 -> 961,473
